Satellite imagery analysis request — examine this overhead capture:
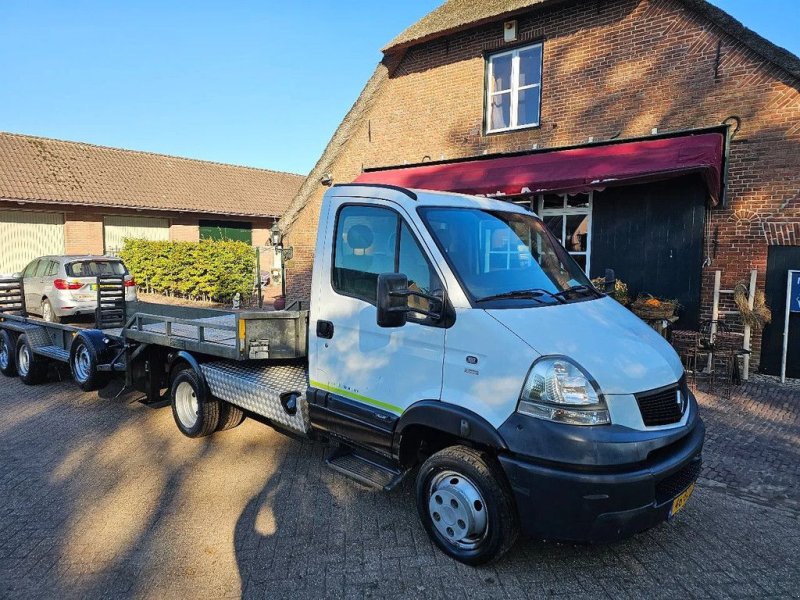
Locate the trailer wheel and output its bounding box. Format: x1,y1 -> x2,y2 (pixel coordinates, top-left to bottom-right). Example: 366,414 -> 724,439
216,401 -> 246,431
0,330 -> 17,377
70,336 -> 109,392
170,368 -> 220,438
15,334 -> 49,385
416,445 -> 519,566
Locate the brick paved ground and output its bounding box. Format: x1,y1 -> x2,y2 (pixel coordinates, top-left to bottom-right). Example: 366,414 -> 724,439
1,371 -> 799,599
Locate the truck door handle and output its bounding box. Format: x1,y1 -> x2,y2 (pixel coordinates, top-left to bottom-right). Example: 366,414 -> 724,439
316,320 -> 334,339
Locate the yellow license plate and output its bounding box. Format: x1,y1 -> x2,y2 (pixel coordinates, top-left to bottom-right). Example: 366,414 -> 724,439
670,482 -> 695,517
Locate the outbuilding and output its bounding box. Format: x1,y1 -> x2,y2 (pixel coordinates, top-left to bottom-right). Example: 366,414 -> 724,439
281,0 -> 800,375
0,131 -> 304,276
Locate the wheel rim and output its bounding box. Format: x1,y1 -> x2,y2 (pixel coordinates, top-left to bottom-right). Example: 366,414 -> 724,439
428,470 -> 488,550
175,380 -> 199,429
73,344 -> 92,383
17,344 -> 30,377
42,302 -> 53,322
0,338 -> 8,370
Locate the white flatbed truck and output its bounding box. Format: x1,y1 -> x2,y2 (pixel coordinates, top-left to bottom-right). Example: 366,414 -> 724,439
0,184 -> 704,564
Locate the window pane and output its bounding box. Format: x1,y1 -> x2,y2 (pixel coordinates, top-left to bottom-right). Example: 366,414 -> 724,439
518,45 -> 542,87
567,194 -> 591,209
47,261 -> 58,276
543,215 -> 563,243
565,215 -> 589,253
34,260 -> 49,276
333,205 -> 398,303
571,254 -> 587,272
489,93 -> 511,130
517,86 -> 541,126
541,195 -> 564,210
491,54 -> 512,92
399,223 -> 440,319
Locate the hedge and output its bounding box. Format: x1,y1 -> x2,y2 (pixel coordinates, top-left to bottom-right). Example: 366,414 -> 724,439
119,238 -> 255,302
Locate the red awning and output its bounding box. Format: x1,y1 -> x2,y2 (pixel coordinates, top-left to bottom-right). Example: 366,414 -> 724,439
355,132 -> 725,204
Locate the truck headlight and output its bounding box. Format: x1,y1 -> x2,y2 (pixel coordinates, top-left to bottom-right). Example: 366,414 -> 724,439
518,357 -> 610,426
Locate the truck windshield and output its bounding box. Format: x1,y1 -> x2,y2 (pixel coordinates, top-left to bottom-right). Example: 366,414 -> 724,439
419,207 -> 595,304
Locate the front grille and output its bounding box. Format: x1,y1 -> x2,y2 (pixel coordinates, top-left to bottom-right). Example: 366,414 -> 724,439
655,458 -> 702,503
636,383 -> 685,426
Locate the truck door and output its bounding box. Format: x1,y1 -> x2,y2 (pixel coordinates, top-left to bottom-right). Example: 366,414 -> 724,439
311,202 -> 446,436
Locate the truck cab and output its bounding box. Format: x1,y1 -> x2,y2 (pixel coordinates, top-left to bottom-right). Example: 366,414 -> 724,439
307,184 -> 704,564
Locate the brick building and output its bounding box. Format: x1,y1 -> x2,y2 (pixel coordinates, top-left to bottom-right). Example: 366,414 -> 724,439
0,131 -> 304,276
280,0 -> 800,375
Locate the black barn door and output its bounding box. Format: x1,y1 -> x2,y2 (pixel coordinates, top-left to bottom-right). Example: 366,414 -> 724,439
590,175 -> 706,329
760,246 -> 800,378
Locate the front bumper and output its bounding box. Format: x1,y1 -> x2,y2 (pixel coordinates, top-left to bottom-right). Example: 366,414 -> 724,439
498,418 -> 705,543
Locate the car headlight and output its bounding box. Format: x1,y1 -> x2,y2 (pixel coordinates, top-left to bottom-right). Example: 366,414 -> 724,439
518,357 -> 610,426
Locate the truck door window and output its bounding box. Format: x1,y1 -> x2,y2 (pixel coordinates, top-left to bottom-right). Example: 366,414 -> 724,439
333,206 -> 442,318
333,205 -> 398,303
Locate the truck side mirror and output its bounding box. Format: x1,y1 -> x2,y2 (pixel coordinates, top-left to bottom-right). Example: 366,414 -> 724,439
604,268 -> 616,294
377,273 -> 409,328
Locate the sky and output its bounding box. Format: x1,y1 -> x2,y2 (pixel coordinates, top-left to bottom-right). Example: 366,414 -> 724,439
0,1 -> 796,176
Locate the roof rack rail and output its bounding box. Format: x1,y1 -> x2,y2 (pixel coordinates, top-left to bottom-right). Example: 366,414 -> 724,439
332,183 -> 418,201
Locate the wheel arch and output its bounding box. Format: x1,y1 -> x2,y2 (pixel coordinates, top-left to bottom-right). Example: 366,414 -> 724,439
69,330 -> 109,363
393,401 -> 508,467
167,350 -> 204,383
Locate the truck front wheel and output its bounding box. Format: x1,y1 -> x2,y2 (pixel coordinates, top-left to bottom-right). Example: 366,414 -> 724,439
416,445 -> 519,565
170,368 -> 220,438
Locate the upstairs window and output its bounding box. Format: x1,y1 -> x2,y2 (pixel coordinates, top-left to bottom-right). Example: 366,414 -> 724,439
486,43 -> 543,133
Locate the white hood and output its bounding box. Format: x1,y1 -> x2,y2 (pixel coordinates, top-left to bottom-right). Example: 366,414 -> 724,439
486,296 -> 684,395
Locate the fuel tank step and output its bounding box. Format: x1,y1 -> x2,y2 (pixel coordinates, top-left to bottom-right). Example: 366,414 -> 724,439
325,445 -> 407,491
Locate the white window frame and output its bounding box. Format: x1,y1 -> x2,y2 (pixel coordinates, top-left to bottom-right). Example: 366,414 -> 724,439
485,42 -> 543,133
537,192 -> 593,275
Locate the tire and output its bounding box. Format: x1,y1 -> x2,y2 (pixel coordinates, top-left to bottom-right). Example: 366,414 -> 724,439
170,368 -> 220,438
41,299 -> 61,323
15,334 -> 49,385
217,401 -> 246,431
416,445 -> 519,566
70,336 -> 110,392
0,330 -> 17,377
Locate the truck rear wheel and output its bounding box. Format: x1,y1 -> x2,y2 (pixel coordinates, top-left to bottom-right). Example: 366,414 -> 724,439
0,330 -> 17,377
170,368 -> 220,438
416,445 -> 519,565
15,334 -> 49,385
217,401 -> 246,431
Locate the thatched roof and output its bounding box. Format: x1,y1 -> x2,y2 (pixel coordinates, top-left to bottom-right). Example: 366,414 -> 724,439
384,0 -> 800,81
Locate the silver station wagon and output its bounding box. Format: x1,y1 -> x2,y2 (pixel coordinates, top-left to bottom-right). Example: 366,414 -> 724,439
17,255 -> 137,322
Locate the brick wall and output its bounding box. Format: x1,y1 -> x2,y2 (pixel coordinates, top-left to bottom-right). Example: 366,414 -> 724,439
64,211 -> 104,254
284,0 -> 800,365
170,217 -> 200,242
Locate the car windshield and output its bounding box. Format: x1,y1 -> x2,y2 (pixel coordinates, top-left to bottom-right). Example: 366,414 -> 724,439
419,207 -> 595,304
66,260 -> 127,277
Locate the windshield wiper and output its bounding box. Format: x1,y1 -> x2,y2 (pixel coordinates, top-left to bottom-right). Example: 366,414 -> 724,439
552,284 -> 601,300
476,288 -> 565,304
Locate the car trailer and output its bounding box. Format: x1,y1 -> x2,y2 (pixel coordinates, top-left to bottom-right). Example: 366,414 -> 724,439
0,276 -> 312,438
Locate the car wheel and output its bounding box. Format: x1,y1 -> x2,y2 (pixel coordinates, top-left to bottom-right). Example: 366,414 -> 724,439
15,334 -> 49,385
0,330 -> 17,377
170,368 -> 220,438
416,445 -> 519,566
41,299 -> 61,323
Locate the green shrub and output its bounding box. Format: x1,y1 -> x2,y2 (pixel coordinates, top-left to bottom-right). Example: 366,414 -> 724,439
120,238 -> 255,302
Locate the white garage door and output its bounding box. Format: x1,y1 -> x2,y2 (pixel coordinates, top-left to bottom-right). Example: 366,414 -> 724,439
104,216 -> 170,254
0,211 -> 65,276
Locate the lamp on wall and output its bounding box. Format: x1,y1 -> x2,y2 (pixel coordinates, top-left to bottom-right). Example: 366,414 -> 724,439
271,221 -> 282,248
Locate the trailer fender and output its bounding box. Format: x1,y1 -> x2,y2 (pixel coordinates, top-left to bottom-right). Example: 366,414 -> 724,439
393,401 -> 507,465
